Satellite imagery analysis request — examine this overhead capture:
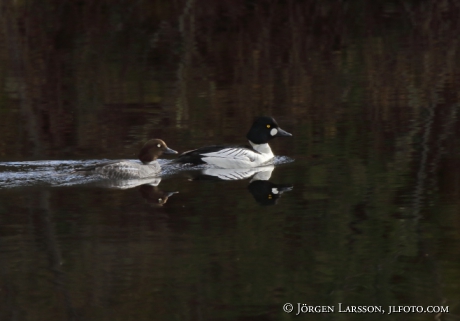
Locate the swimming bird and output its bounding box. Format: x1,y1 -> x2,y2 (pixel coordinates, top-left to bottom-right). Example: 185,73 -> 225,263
175,116 -> 292,168
76,139 -> 177,179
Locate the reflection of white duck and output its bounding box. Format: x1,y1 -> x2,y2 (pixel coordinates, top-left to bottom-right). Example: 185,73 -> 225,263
191,165 -> 293,206
199,165 -> 275,181
247,178 -> 293,206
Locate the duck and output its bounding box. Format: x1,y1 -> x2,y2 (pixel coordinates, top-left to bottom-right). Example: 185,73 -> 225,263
76,139 -> 177,179
175,116 -> 292,168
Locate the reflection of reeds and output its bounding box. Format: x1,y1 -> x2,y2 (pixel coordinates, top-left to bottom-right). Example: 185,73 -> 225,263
0,0 -> 459,208
0,1 -> 458,153
1,2 -> 42,156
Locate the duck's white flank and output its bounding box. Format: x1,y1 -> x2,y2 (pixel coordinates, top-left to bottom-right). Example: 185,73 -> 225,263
199,143 -> 274,168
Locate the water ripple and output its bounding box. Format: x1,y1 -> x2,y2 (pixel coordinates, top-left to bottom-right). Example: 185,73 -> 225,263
0,156 -> 294,188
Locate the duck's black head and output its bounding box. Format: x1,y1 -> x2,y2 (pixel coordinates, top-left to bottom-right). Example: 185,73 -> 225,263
246,116 -> 292,145
138,139 -> 178,164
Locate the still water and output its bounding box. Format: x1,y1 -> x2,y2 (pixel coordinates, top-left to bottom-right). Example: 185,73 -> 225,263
0,1 -> 460,320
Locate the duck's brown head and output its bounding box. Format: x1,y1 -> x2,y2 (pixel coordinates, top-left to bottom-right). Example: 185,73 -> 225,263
138,139 -> 178,164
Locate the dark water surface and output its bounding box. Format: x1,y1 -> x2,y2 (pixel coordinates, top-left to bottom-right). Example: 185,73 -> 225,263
1,1 -> 460,320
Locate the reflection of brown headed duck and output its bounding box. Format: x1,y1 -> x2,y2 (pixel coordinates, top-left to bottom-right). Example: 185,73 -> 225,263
77,139 -> 177,179
139,185 -> 178,206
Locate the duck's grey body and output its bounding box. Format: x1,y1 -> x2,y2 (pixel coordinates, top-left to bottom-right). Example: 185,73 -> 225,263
76,139 -> 177,179
83,160 -> 162,179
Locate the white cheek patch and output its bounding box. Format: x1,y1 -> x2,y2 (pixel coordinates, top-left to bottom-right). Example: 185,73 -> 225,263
271,187 -> 279,194
270,128 -> 278,136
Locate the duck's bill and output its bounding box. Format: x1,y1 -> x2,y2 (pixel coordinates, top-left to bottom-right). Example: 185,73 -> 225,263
164,147 -> 179,154
275,128 -> 292,137
276,184 -> 294,193
164,191 -> 179,198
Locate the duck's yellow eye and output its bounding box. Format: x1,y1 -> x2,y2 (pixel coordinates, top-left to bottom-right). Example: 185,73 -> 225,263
267,124 -> 271,128
268,194 -> 272,199
157,144 -> 161,148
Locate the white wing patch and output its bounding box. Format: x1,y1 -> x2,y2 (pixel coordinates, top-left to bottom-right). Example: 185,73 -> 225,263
199,146 -> 274,168
201,148 -> 257,162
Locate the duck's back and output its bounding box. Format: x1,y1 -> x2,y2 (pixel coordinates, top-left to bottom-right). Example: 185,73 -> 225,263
176,145 -> 270,168
78,160 -> 161,179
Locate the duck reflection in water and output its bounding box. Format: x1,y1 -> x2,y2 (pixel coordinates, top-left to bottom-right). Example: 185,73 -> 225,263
138,184 -> 178,207
189,165 -> 293,206
248,178 -> 293,206
82,177 -> 179,206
